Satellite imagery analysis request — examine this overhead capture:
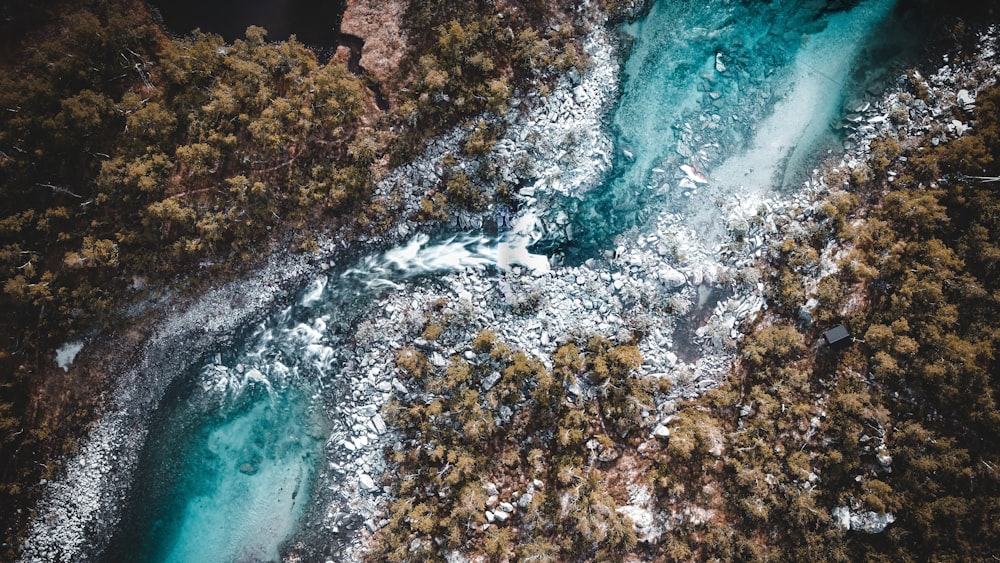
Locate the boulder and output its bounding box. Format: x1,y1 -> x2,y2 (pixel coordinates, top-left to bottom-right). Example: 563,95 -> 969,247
659,267 -> 687,289
340,0 -> 407,86
850,511 -> 895,533
359,473 -> 378,492
956,88 -> 975,110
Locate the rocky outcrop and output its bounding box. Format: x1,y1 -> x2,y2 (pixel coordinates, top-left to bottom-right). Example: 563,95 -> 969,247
339,0 -> 407,86
832,506 -> 895,534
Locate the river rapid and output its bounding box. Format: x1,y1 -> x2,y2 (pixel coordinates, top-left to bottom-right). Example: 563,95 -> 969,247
20,0 -> 941,561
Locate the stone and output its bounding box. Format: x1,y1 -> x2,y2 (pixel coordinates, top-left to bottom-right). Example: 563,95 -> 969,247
876,445 -> 893,472
680,164 -> 709,184
55,341 -> 84,372
715,52 -> 726,73
664,351 -> 678,367
956,88 -> 975,110
851,511 -> 895,533
340,0 -> 407,86
568,67 -> 583,85
660,267 -> 687,289
832,506 -> 895,533
482,371 -> 501,391
498,405 -> 513,424
371,413 -> 387,434
877,452 -> 893,472
359,473 -> 378,492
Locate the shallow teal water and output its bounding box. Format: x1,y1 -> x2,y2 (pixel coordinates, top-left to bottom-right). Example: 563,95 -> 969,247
104,377 -> 324,563
543,0 -> 922,263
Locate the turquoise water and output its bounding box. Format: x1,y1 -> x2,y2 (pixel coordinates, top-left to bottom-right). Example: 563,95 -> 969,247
542,0 -> 918,263
103,233 -> 498,562
105,378 -> 324,563
101,1 -> 933,561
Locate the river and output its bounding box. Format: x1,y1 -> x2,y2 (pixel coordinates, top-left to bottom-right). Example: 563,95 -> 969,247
22,0 -> 938,561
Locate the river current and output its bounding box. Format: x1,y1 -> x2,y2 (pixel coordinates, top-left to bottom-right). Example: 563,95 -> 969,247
26,0 -> 935,561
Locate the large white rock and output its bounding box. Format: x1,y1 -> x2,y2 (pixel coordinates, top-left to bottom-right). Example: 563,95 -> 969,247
956,88 -> 975,110
832,506 -> 895,533
359,473 -> 378,492
850,510 -> 895,533
832,506 -> 851,531
55,341 -> 84,372
660,267 -> 687,289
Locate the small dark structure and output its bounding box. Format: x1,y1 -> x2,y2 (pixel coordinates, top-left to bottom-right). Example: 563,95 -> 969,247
822,325 -> 853,351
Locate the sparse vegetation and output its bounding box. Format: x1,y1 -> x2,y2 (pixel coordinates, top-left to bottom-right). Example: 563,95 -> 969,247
370,333 -> 653,562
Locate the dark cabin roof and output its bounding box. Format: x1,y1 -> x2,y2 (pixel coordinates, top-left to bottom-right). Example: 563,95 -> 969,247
822,325 -> 852,351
